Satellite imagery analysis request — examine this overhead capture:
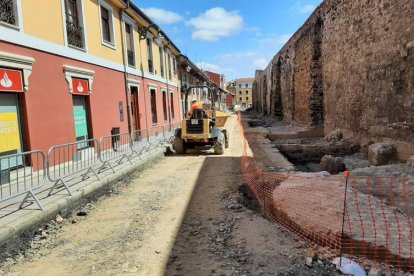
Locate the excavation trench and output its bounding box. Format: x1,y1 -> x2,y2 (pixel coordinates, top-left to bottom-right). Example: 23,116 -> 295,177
242,113 -> 414,273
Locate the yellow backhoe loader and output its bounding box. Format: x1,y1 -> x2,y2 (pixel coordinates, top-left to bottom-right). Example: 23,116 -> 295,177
173,85 -> 229,155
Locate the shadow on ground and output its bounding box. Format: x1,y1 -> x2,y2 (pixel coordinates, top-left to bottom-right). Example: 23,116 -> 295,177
162,155 -> 341,276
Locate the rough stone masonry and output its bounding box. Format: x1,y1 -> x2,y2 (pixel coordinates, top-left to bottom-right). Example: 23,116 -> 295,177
253,0 -> 414,161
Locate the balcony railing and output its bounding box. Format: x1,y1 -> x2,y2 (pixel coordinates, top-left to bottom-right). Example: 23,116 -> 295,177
66,21 -> 84,49
127,50 -> 135,67
0,0 -> 16,26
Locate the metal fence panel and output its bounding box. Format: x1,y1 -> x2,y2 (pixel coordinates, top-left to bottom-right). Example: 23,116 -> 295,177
47,139 -> 100,196
147,125 -> 166,150
0,125 -> 176,211
0,150 -> 46,210
164,122 -> 181,143
130,129 -> 151,157
99,132 -> 133,172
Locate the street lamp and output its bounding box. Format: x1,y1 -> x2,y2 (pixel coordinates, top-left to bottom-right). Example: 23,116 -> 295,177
139,23 -> 165,44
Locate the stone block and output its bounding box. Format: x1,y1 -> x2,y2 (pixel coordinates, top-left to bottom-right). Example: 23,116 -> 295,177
320,155 -> 346,174
368,143 -> 398,166
361,141 -> 375,159
368,268 -> 385,276
325,129 -> 343,143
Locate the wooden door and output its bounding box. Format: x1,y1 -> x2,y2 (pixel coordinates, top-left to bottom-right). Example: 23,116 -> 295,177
130,87 -> 140,131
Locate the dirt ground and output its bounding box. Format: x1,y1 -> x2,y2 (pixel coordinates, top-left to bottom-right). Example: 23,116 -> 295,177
0,115 -> 341,276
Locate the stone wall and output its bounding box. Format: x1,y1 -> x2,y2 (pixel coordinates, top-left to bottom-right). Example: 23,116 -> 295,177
293,25 -> 313,125
253,0 -> 414,160
280,46 -> 295,122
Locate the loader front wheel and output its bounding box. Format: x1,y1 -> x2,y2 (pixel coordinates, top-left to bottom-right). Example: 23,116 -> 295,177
173,137 -> 186,154
213,132 -> 225,155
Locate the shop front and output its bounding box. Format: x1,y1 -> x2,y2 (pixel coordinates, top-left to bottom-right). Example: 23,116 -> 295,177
0,68 -> 25,169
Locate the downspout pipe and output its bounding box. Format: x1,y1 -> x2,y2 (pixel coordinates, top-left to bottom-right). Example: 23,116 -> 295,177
165,44 -> 172,126
120,0 -> 132,133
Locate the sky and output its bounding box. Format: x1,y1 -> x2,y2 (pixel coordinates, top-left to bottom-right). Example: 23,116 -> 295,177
133,0 -> 323,80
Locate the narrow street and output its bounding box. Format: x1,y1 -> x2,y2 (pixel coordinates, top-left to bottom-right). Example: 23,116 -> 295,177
0,115 -> 339,276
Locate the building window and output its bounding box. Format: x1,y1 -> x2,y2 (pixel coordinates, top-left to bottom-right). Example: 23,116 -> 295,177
167,53 -> 172,80
64,0 -> 85,49
159,46 -> 164,78
73,95 -> 91,148
239,91 -> 242,95
246,90 -> 248,94
162,90 -> 167,122
238,84 -> 241,88
170,92 -> 175,119
0,93 -> 24,161
239,97 -> 242,101
246,97 -> 249,101
173,57 -> 177,76
99,1 -> 116,48
0,55 -> 34,163
125,23 -> 135,67
245,84 -> 248,88
150,88 -> 157,124
0,0 -> 18,27
147,38 -> 154,73
100,5 -> 112,45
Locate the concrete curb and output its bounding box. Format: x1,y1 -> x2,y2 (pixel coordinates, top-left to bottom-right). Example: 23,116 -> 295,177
0,148 -> 165,248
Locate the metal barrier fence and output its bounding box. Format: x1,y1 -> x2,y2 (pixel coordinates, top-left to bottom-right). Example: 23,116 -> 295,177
147,125 -> 166,150
99,132 -> 133,173
164,122 -> 181,143
0,151 -> 46,210
130,129 -> 151,158
0,122 -> 180,210
237,112 -> 414,272
47,139 -> 100,196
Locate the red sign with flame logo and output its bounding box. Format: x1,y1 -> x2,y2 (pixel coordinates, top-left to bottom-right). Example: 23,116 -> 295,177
0,68 -> 24,93
72,78 -> 89,95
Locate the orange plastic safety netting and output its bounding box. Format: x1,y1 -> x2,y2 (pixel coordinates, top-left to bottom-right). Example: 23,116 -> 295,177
238,112 -> 414,272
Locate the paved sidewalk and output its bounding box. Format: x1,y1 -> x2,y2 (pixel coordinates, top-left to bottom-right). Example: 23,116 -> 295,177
0,147 -> 165,247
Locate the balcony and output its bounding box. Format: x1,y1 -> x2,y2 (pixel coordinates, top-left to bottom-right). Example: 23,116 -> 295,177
127,50 -> 135,67
0,0 -> 16,26
66,21 -> 84,49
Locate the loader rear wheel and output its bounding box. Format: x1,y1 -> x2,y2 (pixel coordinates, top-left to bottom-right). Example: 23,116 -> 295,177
214,132 -> 225,155
173,137 -> 186,154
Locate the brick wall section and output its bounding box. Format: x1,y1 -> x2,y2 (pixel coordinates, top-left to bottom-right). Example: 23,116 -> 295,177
322,0 -> 414,144
293,27 -> 313,125
309,18 -> 324,126
273,60 -> 283,117
253,70 -> 262,113
280,46 -> 295,122
253,0 -> 414,159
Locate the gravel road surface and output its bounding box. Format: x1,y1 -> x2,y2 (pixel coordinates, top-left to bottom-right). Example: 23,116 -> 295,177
0,115 -> 340,276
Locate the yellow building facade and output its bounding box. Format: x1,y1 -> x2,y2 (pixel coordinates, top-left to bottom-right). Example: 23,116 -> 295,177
5,0 -> 180,85
0,0 -> 182,158
231,78 -> 254,108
